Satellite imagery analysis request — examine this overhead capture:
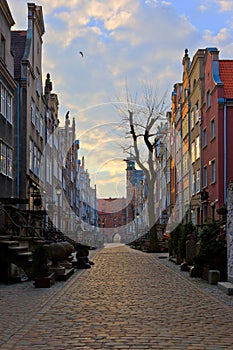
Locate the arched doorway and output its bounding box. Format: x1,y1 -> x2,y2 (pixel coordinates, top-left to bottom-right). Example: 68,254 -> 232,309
112,233 -> 121,243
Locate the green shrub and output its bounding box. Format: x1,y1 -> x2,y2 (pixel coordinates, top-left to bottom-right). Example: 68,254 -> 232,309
168,223 -> 183,256
178,222 -> 197,260
193,222 -> 227,276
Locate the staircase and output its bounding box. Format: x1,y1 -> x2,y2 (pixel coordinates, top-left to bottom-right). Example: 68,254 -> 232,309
0,235 -> 34,282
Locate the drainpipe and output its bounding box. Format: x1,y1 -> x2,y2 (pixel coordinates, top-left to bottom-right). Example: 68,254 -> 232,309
188,101 -> 191,223
200,115 -> 203,226
224,100 -> 227,204
16,82 -> 21,199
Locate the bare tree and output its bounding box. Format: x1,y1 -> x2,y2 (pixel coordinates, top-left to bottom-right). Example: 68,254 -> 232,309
116,83 -> 169,251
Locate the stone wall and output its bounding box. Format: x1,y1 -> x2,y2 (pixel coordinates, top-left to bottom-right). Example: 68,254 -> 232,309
227,182 -> 233,283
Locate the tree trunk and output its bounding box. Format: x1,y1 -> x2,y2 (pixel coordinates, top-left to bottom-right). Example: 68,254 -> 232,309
147,180 -> 159,252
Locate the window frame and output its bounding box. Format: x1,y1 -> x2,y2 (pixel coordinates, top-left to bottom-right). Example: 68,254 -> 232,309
203,128 -> 207,148
206,90 -> 210,109
196,169 -> 200,193
203,165 -> 208,188
210,118 -> 216,141
210,159 -> 216,184
0,141 -> 13,177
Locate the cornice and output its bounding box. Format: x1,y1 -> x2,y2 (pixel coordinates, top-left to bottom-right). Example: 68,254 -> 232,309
1,0 -> 15,27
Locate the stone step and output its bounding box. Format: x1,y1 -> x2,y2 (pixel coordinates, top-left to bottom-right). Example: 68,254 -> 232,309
8,246 -> 28,253
17,251 -> 32,257
0,235 -> 12,240
55,268 -> 74,281
0,240 -> 20,246
217,282 -> 233,295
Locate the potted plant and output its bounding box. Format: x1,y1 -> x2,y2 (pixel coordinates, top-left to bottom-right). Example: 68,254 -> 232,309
31,244 -> 55,288
168,223 -> 183,264
193,222 -> 227,281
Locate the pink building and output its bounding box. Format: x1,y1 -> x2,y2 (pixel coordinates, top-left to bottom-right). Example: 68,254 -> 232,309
201,48 -> 233,222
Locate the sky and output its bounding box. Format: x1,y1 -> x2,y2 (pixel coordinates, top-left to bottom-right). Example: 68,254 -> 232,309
7,0 -> 233,198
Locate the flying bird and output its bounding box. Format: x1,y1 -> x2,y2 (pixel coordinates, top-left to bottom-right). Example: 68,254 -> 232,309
79,51 -> 84,57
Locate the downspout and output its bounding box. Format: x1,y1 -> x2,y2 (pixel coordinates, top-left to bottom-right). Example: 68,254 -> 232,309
224,99 -> 227,204
180,107 -> 184,222
200,115 -> 203,226
16,82 -> 21,199
188,101 -> 191,223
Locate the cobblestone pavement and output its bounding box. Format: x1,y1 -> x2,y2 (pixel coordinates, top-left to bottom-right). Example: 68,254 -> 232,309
0,244 -> 233,349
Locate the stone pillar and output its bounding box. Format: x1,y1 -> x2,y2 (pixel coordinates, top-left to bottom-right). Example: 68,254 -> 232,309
227,182 -> 233,283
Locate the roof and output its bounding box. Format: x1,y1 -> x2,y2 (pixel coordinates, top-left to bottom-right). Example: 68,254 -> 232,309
98,198 -> 127,213
219,60 -> 233,98
11,31 -> 27,79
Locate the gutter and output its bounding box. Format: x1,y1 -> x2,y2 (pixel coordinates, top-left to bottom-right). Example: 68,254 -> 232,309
224,100 -> 227,203
218,98 -> 227,203
16,82 -> 21,198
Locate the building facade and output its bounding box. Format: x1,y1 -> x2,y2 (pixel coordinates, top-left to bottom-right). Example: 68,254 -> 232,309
201,48 -> 233,222
169,47 -> 233,228
11,3 -> 45,210
98,197 -> 127,243
0,0 -> 16,199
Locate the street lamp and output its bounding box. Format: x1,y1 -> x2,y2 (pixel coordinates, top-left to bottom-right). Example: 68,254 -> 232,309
136,212 -> 139,238
56,184 -> 62,232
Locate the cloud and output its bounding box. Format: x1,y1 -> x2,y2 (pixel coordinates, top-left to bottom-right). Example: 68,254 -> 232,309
9,0 -> 233,197
203,27 -> 232,46
199,4 -> 208,12
214,0 -> 233,12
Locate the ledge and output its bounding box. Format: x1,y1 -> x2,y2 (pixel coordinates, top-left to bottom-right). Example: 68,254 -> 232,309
218,282 -> 233,295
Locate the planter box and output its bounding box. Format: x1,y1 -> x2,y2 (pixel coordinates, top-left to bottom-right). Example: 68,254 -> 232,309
34,273 -> 55,288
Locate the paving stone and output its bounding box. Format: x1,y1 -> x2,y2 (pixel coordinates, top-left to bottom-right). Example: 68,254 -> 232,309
0,245 -> 233,349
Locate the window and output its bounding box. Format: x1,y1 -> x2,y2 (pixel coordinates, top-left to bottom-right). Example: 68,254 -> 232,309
203,166 -> 208,187
0,83 -> 12,123
183,151 -> 189,175
36,67 -> 41,95
210,159 -> 216,183
1,84 -> 6,116
29,140 -> 41,178
6,92 -> 12,123
206,90 -> 210,109
0,143 -> 6,174
183,187 -> 189,204
0,34 -> 6,62
182,115 -> 188,138
191,142 -> 195,163
31,99 -> 35,125
191,109 -> 195,130
210,119 -> 215,140
176,161 -> 182,179
175,132 -> 181,152
0,142 -> 12,177
29,139 -> 33,171
7,148 -> 12,177
192,173 -> 195,195
33,145 -> 37,175
203,128 -> 207,148
195,101 -> 199,123
196,135 -> 200,159
39,115 -> 43,138
29,140 -> 34,171
196,169 -> 200,193
35,108 -> 40,132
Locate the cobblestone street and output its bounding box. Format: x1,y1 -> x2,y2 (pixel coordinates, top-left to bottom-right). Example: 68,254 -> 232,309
0,244 -> 233,349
